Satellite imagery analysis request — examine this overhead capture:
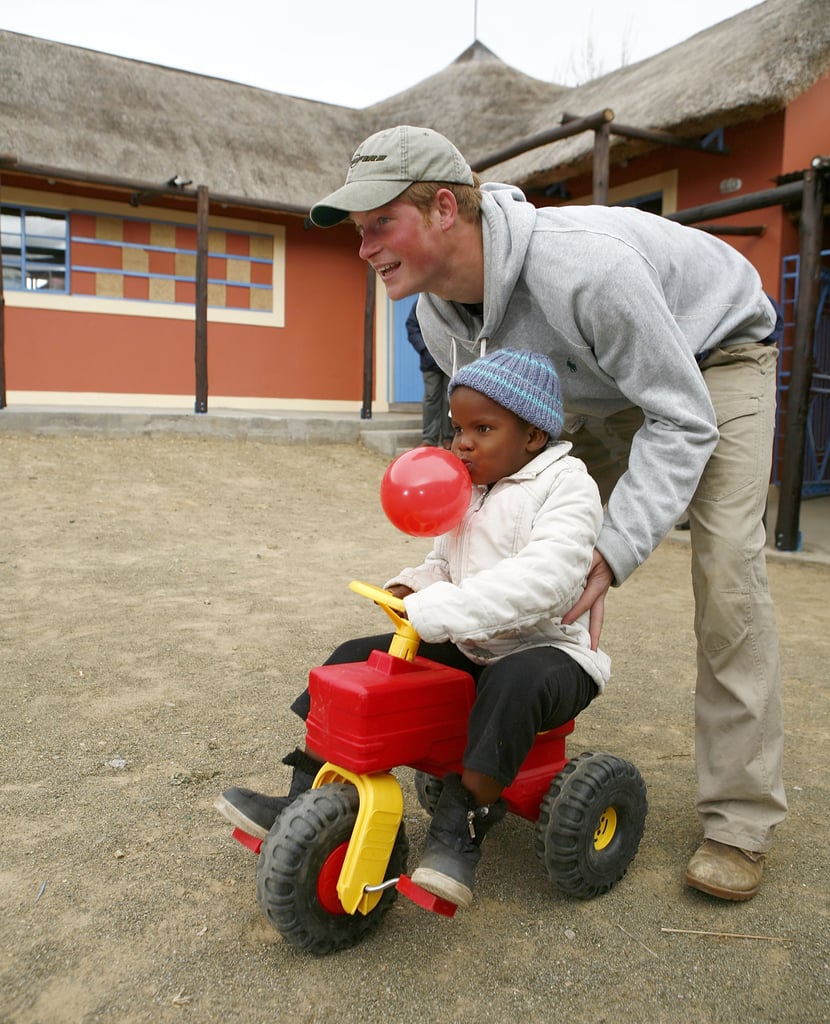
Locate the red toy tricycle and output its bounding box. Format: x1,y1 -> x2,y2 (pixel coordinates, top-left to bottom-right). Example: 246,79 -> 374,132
229,581 -> 648,956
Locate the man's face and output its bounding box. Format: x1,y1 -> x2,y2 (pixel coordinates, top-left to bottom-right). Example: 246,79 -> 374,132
351,199 -> 444,301
449,386 -> 546,486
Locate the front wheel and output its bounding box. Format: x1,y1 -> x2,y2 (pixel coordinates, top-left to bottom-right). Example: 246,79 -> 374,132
256,782 -> 408,955
534,751 -> 647,899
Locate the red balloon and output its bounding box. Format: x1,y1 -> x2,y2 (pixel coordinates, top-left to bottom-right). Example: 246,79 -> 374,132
380,448 -> 472,537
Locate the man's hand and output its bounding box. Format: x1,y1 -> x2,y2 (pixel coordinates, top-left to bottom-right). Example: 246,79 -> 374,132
562,550 -> 614,650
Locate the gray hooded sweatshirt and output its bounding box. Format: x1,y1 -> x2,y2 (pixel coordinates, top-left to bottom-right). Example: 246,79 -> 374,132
415,183 -> 777,585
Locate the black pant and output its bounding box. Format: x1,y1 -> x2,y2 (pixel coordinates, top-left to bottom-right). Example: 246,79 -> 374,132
291,634 -> 597,788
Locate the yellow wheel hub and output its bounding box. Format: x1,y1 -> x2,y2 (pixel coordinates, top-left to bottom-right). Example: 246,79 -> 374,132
593,806 -> 618,850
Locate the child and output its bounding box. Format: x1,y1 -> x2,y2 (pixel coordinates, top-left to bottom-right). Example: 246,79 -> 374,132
215,348 -> 610,909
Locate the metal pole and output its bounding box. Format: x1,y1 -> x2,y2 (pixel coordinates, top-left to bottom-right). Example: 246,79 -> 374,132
775,167 -> 825,550
194,185 -> 209,414
361,266 -> 375,420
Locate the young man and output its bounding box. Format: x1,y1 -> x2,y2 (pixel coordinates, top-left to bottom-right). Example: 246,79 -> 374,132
308,124 -> 787,901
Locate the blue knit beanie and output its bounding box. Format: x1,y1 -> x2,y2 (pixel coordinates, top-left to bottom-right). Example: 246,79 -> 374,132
448,348 -> 564,438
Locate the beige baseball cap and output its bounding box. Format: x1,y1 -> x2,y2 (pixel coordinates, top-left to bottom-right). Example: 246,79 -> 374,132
310,125 -> 474,228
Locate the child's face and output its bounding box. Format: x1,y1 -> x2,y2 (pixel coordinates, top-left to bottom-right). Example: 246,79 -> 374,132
449,387 -> 548,486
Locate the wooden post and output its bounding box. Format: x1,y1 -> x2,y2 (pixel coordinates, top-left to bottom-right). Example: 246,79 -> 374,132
593,122 -> 611,205
470,109 -> 613,173
0,173 -> 6,410
775,167 -> 825,550
361,266 -> 375,419
194,185 -> 209,413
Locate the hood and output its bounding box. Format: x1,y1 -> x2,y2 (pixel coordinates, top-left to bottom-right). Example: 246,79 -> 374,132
416,183 -> 536,373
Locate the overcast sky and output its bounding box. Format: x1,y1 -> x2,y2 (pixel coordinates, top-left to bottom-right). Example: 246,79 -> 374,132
2,0 -> 764,107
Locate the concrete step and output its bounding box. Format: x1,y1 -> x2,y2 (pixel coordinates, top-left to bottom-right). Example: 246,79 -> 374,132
359,427 -> 422,458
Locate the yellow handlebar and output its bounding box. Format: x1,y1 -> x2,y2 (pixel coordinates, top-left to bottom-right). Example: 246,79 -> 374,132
348,581 -> 421,663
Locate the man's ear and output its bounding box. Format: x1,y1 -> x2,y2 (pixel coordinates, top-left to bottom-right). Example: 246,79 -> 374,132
527,426 -> 549,452
434,188 -> 458,231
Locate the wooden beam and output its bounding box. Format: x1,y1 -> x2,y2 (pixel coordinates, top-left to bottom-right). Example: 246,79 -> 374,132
470,110 -> 614,172
610,122 -> 729,155
775,167 -> 826,550
696,224 -> 766,236
0,156 -> 309,217
593,122 -> 611,205
194,185 -> 209,414
666,181 -> 803,224
361,266 -> 375,420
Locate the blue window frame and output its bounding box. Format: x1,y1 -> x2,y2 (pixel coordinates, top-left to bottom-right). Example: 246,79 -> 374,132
1,205 -> 68,292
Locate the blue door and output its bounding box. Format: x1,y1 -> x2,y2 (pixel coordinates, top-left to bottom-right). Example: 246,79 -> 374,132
389,295 -> 423,403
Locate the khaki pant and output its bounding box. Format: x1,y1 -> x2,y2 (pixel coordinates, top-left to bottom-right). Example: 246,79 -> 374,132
569,342 -> 787,852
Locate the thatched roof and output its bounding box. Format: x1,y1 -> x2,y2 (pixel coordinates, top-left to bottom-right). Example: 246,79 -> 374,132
362,41 -> 572,170
0,31 -> 365,212
0,0 -> 827,211
472,0 -> 830,187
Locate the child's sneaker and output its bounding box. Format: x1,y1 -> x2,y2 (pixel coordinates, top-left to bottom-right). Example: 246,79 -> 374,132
214,748 -> 321,838
411,773 -> 506,908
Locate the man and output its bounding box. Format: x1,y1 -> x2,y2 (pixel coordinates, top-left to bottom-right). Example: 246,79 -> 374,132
309,125 -> 786,901
405,300 -> 452,448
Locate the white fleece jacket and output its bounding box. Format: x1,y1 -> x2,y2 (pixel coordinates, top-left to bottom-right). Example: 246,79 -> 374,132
384,444 -> 611,692
415,184 -> 778,584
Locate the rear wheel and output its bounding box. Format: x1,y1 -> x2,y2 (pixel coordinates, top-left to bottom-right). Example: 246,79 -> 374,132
535,751 -> 647,899
256,782 -> 408,955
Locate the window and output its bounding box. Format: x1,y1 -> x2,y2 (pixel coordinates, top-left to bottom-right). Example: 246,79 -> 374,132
1,205 -> 68,292
2,191 -> 285,326
567,171 -> 678,215
614,191 -> 664,215
69,213 -> 274,311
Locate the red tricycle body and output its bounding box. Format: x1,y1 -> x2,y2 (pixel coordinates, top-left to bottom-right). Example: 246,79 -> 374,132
238,582 -> 647,956
305,648 -> 573,820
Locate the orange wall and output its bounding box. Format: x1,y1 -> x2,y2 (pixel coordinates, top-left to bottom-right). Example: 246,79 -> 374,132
5,307 -> 194,392
782,73 -> 830,172
5,212 -> 370,402
197,217 -> 368,401
561,110 -> 799,297
275,218 -> 367,400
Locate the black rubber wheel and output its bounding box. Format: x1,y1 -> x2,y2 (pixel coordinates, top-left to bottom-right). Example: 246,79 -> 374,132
534,751 -> 647,899
413,771 -> 444,815
255,782 -> 408,956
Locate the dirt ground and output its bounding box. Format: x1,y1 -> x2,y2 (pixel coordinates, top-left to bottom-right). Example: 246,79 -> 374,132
1,432 -> 828,1024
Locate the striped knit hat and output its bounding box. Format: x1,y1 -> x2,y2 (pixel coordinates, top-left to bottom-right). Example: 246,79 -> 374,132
448,348 -> 564,438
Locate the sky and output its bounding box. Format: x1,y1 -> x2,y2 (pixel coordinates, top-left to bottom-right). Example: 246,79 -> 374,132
2,0 -> 765,107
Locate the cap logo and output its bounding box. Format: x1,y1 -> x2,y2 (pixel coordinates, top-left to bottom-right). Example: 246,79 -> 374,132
350,153 -> 388,168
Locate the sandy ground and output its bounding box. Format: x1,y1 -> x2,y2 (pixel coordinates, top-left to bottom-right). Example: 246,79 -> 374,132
0,432 -> 828,1024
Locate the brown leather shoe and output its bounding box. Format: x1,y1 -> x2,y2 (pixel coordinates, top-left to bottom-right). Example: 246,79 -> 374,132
685,839 -> 764,901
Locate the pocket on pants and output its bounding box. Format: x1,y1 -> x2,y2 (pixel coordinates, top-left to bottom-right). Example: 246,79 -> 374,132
695,345 -> 776,504
694,395 -> 761,502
